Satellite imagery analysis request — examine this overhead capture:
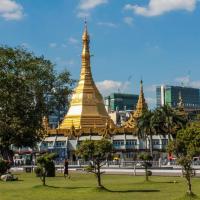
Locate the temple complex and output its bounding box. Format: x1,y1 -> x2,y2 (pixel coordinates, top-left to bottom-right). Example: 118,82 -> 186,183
42,23 -> 169,161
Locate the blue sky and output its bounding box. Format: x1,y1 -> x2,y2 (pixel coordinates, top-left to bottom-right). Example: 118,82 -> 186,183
0,0 -> 200,108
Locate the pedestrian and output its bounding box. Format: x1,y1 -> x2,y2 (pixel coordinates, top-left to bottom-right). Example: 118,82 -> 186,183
64,159 -> 70,179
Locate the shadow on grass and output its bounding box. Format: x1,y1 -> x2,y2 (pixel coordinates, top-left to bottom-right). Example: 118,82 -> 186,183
175,193 -> 199,200
96,186 -> 160,193
33,185 -> 91,190
147,180 -> 179,184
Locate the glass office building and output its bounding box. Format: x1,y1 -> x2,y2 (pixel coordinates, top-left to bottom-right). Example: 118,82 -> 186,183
104,93 -> 139,112
156,85 -> 200,110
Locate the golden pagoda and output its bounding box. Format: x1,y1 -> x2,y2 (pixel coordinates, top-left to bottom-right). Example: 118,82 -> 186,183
59,22 -> 111,130
133,80 -> 148,118
123,80 -> 148,129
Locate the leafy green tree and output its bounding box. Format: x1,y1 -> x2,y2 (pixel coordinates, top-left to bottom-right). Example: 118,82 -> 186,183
35,153 -> 57,186
156,105 -> 187,140
0,46 -> 74,161
77,139 -> 112,188
138,153 -> 153,181
167,122 -> 200,195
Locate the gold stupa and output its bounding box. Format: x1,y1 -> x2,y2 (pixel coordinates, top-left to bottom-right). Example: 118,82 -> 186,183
59,22 -> 110,130
124,80 -> 148,129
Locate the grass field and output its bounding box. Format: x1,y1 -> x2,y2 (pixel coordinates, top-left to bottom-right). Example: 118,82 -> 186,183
0,172 -> 200,200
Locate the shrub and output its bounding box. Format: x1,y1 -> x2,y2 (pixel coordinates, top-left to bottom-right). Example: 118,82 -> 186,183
34,167 -> 42,177
0,160 -> 10,175
35,153 -> 57,185
45,160 -> 55,177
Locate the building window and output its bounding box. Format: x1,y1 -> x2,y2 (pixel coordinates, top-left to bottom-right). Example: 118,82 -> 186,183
126,140 -> 137,145
161,139 -> 168,145
42,142 -> 48,147
55,141 -> 65,147
113,140 -> 124,146
48,142 -> 54,147
152,139 -> 160,145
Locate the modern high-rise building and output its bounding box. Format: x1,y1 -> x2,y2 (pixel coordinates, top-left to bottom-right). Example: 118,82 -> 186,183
104,93 -> 139,112
156,85 -> 200,110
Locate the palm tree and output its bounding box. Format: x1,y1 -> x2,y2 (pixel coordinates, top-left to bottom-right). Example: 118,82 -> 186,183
137,110 -> 157,156
156,105 -> 188,140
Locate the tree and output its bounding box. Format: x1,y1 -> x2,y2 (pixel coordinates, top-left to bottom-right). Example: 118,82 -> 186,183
167,122 -> 200,196
138,152 -> 153,181
77,139 -> 112,188
137,110 -> 158,156
156,105 -> 187,140
35,153 -> 57,186
0,46 -> 75,161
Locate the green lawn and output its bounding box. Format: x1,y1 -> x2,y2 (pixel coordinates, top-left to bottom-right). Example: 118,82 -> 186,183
0,172 -> 200,200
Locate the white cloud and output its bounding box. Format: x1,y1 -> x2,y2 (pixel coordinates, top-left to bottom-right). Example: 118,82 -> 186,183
175,76 -> 190,85
78,0 -> 108,10
123,17 -> 134,26
49,43 -> 57,48
190,81 -> 200,88
77,11 -> 90,19
0,0 -> 24,20
96,80 -> 130,96
97,22 -> 118,28
175,76 -> 200,88
68,37 -> 79,45
77,0 -> 108,18
124,0 -> 197,17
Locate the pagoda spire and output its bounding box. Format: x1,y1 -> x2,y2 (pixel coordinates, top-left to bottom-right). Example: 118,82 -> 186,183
123,80 -> 148,129
59,22 -> 111,130
133,80 -> 148,118
80,20 -> 93,82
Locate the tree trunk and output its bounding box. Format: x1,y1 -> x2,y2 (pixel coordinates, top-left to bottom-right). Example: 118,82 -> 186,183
145,165 -> 148,181
42,171 -> 46,186
149,135 -> 153,157
96,163 -> 102,187
185,169 -> 192,195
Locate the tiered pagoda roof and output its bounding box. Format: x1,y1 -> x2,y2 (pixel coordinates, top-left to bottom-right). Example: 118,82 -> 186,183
49,22 -> 115,137
123,80 -> 148,129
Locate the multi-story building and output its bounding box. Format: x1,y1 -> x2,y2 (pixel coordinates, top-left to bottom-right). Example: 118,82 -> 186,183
104,93 -> 138,112
156,85 -> 200,111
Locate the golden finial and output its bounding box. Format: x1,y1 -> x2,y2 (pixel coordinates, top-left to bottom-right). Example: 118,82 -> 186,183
140,79 -> 143,92
82,19 -> 89,41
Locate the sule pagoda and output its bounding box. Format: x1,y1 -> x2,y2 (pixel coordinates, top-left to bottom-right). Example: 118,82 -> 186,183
41,22 -> 167,160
